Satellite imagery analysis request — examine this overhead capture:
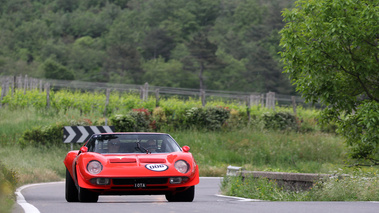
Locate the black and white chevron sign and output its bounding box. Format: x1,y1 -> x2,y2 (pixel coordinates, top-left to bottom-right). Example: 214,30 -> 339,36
63,126 -> 115,143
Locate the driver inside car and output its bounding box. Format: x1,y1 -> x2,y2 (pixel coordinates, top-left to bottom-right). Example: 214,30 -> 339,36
108,139 -> 121,153
146,139 -> 157,153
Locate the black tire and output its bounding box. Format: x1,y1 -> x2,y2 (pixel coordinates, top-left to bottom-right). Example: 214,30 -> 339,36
78,186 -> 99,202
65,168 -> 79,202
166,186 -> 195,202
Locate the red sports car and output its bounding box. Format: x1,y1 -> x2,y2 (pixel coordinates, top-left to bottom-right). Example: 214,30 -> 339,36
63,132 -> 199,202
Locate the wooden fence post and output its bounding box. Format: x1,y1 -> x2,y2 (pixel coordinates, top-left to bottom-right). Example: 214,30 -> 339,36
104,88 -> 110,117
200,89 -> 206,107
12,76 -> 16,96
140,86 -> 144,100
292,96 -> 297,115
246,95 -> 252,123
140,82 -> 149,101
39,80 -> 43,92
144,82 -> 149,101
0,79 -> 6,108
155,89 -> 160,107
45,83 -> 50,109
24,75 -> 28,94
266,92 -> 275,110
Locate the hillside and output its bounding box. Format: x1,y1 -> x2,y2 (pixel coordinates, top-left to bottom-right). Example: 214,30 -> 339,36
0,0 -> 295,94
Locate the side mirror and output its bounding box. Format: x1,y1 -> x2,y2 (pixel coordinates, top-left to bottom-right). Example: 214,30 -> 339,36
80,146 -> 88,153
182,146 -> 190,152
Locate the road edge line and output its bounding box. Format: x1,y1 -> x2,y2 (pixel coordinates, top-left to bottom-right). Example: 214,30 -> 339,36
215,194 -> 263,202
15,182 -> 64,213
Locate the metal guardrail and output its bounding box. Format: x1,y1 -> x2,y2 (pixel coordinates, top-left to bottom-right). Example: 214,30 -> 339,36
226,166 -> 331,191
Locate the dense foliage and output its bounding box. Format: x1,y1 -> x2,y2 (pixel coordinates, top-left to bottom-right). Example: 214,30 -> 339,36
0,0 -> 295,94
280,0 -> 379,165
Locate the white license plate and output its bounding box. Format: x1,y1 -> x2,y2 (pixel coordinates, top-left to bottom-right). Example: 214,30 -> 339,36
134,183 -> 146,188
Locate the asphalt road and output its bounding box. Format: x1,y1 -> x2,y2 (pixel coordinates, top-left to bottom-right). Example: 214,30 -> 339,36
14,177 -> 379,213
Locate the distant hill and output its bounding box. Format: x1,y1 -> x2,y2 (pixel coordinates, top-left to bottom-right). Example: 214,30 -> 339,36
0,0 -> 296,94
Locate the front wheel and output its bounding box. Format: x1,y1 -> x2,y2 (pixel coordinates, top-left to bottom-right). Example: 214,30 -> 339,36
78,186 -> 99,203
78,186 -> 99,202
65,168 -> 78,202
166,186 -> 195,202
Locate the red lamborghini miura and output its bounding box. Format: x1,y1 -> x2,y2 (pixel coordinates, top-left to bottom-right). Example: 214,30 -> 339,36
63,132 -> 199,202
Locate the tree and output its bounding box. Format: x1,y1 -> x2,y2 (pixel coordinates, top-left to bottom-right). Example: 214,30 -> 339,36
43,58 -> 74,80
280,0 -> 379,165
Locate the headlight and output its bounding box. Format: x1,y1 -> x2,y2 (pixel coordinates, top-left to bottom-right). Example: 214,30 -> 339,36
174,160 -> 189,174
87,160 -> 103,175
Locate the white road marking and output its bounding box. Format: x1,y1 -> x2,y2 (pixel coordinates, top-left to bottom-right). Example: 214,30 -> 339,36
16,181 -> 63,213
16,184 -> 41,213
215,194 -> 263,202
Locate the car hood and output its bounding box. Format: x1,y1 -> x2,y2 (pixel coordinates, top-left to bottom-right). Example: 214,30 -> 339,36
105,153 -> 174,164
76,152 -> 197,179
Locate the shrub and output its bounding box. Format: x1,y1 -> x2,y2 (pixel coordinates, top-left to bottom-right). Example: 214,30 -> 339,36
262,112 -> 298,131
19,123 -> 66,147
110,114 -> 137,132
185,107 -> 206,129
227,109 -> 247,128
18,119 -> 93,147
185,106 -> 230,130
131,108 -> 151,131
152,107 -> 167,130
110,108 -> 151,132
204,107 -> 230,130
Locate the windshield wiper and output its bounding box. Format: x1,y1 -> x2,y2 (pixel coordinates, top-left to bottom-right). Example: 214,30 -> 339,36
136,142 -> 149,154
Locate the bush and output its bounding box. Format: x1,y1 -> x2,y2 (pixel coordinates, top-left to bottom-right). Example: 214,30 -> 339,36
185,107 -> 207,128
185,106 -> 230,130
152,107 -> 167,130
110,108 -> 151,132
19,123 -> 66,147
262,112 -> 298,131
204,107 -> 230,130
18,119 -> 93,147
111,114 -> 137,132
227,109 -> 248,128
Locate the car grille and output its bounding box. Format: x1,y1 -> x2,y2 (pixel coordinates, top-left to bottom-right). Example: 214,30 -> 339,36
112,178 -> 168,185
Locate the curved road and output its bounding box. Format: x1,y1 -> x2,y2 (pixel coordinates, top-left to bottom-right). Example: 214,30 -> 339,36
13,177 -> 378,213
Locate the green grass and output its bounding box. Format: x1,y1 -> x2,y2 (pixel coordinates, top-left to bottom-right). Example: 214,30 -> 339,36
0,162 -> 17,213
171,129 -> 347,175
221,170 -> 379,201
0,106 -> 377,211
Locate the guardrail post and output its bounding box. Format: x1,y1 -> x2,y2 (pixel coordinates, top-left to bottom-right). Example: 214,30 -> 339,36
226,165 -> 244,176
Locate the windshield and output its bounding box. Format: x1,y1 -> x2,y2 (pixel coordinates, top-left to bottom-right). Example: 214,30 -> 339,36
86,134 -> 182,154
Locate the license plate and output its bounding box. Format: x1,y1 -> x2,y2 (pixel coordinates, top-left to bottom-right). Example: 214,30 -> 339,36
134,183 -> 146,188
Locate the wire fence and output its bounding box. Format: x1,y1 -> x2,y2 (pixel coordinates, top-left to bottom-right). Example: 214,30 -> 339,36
0,75 -> 314,111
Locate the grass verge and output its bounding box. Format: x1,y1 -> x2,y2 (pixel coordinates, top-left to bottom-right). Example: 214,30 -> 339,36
0,162 -> 17,213
221,170 -> 379,201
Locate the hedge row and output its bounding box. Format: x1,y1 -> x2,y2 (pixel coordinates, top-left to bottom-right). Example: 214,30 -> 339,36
19,106 -> 315,147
